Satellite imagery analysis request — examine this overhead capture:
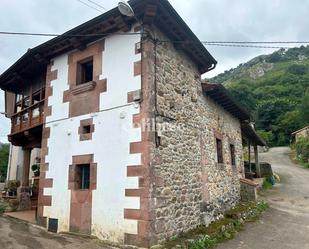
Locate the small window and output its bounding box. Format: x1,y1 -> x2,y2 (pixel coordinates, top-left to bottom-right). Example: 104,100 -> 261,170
230,144 -> 236,166
16,94 -> 23,103
77,58 -> 93,85
32,91 -> 41,105
23,96 -> 30,109
216,138 -> 224,164
76,164 -> 90,190
82,125 -> 91,134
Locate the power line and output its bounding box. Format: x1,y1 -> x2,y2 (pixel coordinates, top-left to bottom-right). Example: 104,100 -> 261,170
202,41 -> 309,44
76,0 -> 104,13
202,43 -> 289,49
86,0 -> 107,10
0,30 -> 308,49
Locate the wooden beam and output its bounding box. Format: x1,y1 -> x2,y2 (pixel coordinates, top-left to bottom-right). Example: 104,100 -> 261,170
113,16 -> 131,32
69,37 -> 86,51
143,3 -> 158,24
34,53 -> 49,64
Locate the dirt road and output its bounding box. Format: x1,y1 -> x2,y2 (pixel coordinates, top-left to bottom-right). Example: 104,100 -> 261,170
0,216 -> 113,249
216,147 -> 309,249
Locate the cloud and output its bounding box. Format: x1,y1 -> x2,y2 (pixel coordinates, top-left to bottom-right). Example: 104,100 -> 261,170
1,0 -> 309,140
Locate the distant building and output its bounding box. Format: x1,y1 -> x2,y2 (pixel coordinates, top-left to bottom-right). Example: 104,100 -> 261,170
292,126 -> 309,143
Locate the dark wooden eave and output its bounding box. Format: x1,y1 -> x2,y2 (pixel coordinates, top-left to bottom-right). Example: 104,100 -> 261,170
241,122 -> 267,146
202,83 -> 251,121
0,0 -> 217,92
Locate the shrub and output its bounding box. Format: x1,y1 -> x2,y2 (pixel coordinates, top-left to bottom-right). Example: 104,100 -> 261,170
262,179 -> 273,189
188,236 -> 217,249
295,137 -> 309,165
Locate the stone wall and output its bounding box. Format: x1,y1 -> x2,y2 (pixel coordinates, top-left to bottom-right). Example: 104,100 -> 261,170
240,178 -> 258,202
150,28 -> 244,243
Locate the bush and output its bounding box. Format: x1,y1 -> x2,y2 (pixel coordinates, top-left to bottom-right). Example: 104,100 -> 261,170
295,137 -> 309,165
4,180 -> 20,196
257,130 -> 274,146
262,178 -> 273,189
0,200 -> 8,215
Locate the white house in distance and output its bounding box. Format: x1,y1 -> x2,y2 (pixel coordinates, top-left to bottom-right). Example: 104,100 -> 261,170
1,0 -> 265,247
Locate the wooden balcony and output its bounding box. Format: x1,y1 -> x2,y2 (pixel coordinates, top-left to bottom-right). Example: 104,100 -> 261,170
8,100 -> 44,148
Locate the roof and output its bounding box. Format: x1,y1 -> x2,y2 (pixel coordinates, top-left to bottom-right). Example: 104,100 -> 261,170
0,0 -> 217,91
241,122 -> 267,146
291,126 -> 309,136
201,83 -> 251,121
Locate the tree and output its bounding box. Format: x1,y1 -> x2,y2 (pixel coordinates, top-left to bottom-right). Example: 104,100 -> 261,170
0,144 -> 10,182
299,89 -> 309,126
287,64 -> 307,75
227,83 -> 256,112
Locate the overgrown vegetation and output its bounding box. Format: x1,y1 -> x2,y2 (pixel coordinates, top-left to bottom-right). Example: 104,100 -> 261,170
0,199 -> 8,215
161,201 -> 268,249
293,137 -> 309,168
262,178 -> 273,189
0,143 -> 10,182
210,46 -> 309,146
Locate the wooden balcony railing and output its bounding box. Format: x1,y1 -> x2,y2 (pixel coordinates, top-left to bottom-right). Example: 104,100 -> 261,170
10,100 -> 45,135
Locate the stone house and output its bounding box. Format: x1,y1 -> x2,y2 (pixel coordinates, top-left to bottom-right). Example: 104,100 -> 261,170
1,0 -> 255,247
292,126 -> 309,143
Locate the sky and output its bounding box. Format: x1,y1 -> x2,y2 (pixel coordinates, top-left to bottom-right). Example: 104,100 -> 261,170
1,0 -> 309,142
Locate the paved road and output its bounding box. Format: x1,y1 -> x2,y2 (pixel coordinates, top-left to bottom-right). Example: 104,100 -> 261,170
0,216 -> 113,249
216,147 -> 309,249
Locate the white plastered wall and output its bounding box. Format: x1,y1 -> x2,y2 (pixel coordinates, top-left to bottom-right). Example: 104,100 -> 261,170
43,29 -> 142,243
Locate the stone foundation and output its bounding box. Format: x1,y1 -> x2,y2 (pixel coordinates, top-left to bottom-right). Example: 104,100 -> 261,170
18,187 -> 31,211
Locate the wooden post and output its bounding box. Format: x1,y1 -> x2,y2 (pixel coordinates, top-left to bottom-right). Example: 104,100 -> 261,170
21,148 -> 31,187
18,148 -> 32,210
254,144 -> 261,178
248,141 -> 251,173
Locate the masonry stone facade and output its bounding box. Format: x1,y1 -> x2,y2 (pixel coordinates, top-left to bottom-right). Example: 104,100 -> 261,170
148,29 -> 244,243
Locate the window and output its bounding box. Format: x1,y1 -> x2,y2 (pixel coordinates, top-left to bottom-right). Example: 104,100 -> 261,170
216,138 -> 224,164
32,90 -> 41,105
230,144 -> 236,166
82,125 -> 91,134
76,164 -> 90,189
77,58 -> 93,85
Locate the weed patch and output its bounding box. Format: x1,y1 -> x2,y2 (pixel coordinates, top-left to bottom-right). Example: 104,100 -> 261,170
160,201 -> 268,249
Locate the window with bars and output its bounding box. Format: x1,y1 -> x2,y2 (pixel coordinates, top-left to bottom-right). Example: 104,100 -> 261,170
76,164 -> 90,190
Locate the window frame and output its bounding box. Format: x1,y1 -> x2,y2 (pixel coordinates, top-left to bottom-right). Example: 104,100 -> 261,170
76,57 -> 94,85
76,164 -> 90,190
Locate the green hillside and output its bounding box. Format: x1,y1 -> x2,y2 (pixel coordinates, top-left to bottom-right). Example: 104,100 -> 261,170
210,46 -> 309,146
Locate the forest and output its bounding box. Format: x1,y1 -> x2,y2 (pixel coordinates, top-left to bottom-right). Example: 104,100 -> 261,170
211,46 -> 309,146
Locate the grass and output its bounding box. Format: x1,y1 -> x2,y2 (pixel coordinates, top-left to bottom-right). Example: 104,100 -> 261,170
289,149 -> 309,169
162,201 -> 269,249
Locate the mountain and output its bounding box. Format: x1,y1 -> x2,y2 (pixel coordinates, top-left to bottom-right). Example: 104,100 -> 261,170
210,46 -> 309,146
